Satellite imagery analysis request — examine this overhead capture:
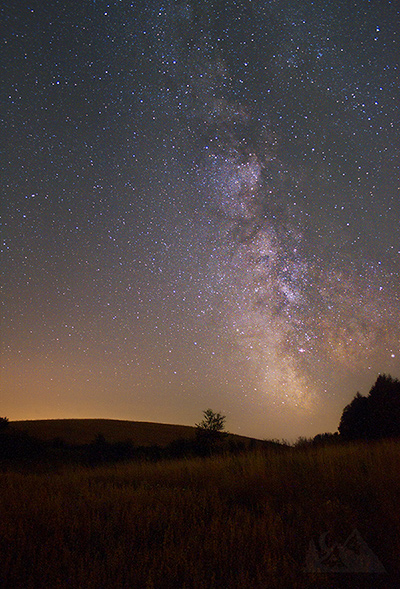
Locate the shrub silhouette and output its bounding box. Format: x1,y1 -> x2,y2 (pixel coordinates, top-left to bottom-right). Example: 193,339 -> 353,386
312,432 -> 340,445
0,424 -> 44,462
339,374 -> 400,440
0,417 -> 9,432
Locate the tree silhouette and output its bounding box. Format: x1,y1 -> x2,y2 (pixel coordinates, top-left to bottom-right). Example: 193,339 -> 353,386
196,408 -> 226,433
339,374 -> 400,440
195,409 -> 227,453
338,392 -> 371,440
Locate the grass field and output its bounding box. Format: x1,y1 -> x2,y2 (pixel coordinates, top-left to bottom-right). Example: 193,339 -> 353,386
0,437 -> 399,588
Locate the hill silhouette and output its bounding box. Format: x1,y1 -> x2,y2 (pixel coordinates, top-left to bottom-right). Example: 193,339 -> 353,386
11,418 -> 259,448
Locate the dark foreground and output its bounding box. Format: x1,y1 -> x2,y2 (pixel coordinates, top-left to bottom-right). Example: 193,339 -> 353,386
0,439 -> 399,588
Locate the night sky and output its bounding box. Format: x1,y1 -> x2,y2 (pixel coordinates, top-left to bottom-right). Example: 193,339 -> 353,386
2,0 -> 400,440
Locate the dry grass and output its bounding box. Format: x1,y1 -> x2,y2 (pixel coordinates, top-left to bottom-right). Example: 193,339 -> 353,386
0,440 -> 399,587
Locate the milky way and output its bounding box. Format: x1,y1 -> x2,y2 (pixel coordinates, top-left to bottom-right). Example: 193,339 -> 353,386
163,17 -> 400,414
2,0 -> 400,438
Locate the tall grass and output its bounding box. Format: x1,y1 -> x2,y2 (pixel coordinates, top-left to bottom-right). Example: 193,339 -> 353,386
0,440 -> 399,587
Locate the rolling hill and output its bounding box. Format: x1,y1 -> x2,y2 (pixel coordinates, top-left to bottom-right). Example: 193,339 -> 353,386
11,418 -> 259,447
11,419 -> 198,447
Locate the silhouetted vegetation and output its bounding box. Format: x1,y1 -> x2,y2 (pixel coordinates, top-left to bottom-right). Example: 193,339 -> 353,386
4,383 -> 400,585
195,408 -> 228,455
196,408 -> 226,433
0,417 -> 269,470
312,432 -> 340,445
0,439 -> 398,587
0,417 -> 9,431
339,374 -> 400,440
293,433 -> 341,448
0,421 -> 45,465
4,371 -> 400,469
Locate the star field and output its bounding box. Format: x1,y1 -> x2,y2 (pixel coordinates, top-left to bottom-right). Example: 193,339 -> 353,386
1,0 -> 400,439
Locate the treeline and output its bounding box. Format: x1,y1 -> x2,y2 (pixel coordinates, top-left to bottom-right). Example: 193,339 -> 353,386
296,373 -> 400,447
339,373 -> 400,440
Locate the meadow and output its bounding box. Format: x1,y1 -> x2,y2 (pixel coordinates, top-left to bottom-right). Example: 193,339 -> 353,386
0,438 -> 399,588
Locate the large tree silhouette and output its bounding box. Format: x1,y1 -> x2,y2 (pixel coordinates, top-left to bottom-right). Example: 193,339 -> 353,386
339,374 -> 400,440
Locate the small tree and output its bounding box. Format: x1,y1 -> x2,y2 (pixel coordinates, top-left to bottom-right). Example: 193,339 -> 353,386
195,409 -> 226,454
196,408 -> 226,433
